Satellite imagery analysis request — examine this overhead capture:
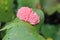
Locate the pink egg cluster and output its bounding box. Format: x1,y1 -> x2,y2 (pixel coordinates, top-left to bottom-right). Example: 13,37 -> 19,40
17,7 -> 40,25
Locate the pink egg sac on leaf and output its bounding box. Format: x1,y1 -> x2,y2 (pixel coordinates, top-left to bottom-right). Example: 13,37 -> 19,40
17,7 -> 40,25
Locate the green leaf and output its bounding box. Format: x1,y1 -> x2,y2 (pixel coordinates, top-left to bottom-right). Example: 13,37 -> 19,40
0,0 -> 15,22
1,18 -> 45,40
41,24 -> 57,38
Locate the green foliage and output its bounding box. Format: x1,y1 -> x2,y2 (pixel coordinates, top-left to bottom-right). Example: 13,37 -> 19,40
41,24 -> 57,38
42,0 -> 60,15
17,0 -> 40,9
0,9 -> 44,31
0,9 -> 45,40
57,4 -> 60,13
2,18 -> 45,40
0,0 -> 15,22
52,25 -> 60,40
0,0 -> 60,40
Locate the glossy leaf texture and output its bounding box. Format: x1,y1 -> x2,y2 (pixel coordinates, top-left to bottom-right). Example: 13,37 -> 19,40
0,0 -> 15,22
